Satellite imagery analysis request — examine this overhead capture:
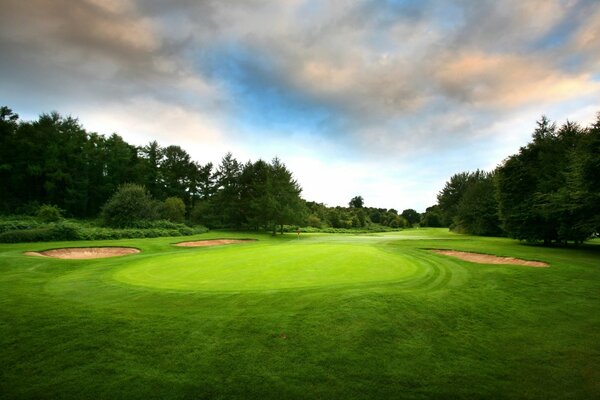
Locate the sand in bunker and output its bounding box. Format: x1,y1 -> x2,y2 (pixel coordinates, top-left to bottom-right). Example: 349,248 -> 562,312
175,239 -> 256,247
432,250 -> 549,267
25,247 -> 140,259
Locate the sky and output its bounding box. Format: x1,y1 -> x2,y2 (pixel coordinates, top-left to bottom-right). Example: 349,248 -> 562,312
1,0 -> 599,211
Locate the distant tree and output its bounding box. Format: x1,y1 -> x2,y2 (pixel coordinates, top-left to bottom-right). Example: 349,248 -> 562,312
349,195 -> 364,208
0,107 -> 20,212
369,209 -> 382,223
306,214 -> 322,228
160,145 -> 195,204
101,184 -> 157,228
401,209 -> 420,226
269,157 -> 305,233
437,171 -> 480,226
139,141 -> 164,199
420,205 -> 444,227
196,162 -> 215,200
160,197 -> 186,223
455,172 -> 502,236
35,204 -> 63,223
212,152 -> 242,227
189,200 -> 214,227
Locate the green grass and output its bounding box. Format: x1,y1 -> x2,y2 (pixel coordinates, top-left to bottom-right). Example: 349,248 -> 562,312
1,229 -> 599,399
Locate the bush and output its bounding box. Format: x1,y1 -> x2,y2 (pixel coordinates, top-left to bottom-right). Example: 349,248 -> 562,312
0,216 -> 209,243
306,214 -> 322,228
0,219 -> 42,234
0,228 -> 54,243
159,197 -> 186,223
36,205 -> 63,223
101,184 -> 157,228
190,200 -> 216,227
50,222 -> 82,241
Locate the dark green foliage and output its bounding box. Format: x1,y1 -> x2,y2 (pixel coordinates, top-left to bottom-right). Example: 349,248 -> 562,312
496,116 -> 598,243
420,205 -> 444,227
189,200 -> 214,227
0,218 -> 43,233
304,201 -> 404,230
431,114 -> 599,243
35,204 -> 63,223
306,214 -> 322,228
0,218 -> 207,243
454,172 -> 502,236
349,195 -> 364,208
159,197 -> 186,223
401,209 -> 420,226
101,184 -> 157,228
0,227 -> 54,243
437,171 -> 477,226
211,152 -> 242,227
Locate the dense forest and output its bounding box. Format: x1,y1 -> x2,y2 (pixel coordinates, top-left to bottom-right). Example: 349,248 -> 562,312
423,114 -> 600,244
1,106 -> 598,243
0,106 -> 305,233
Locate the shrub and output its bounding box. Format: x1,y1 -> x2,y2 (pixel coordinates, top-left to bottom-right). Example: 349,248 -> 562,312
0,228 -> 54,243
50,222 -> 82,241
101,184 -> 157,228
306,214 -> 322,228
36,205 -> 63,223
159,197 -> 186,223
0,219 -> 42,234
190,200 -> 215,227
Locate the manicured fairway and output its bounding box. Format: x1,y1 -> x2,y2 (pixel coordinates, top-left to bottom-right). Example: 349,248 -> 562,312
1,229 -> 599,399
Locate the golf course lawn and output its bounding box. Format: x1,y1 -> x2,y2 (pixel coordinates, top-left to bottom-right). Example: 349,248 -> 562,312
0,229 -> 598,399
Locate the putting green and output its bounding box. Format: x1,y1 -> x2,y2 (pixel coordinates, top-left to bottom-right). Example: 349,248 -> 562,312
112,242 -> 439,291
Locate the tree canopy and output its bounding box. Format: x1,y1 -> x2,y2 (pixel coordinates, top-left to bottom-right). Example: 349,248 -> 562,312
430,113 -> 600,244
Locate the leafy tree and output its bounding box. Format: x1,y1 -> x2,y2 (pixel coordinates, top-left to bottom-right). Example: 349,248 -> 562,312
455,172 -> 501,236
160,197 -> 186,223
139,141 -> 164,199
101,184 -> 157,228
437,171 -> 480,226
421,205 -> 443,227
401,209 -> 420,226
35,204 -> 63,223
212,153 -> 242,227
0,107 -> 19,212
306,214 -> 322,228
160,145 -> 195,204
269,157 -> 305,233
349,195 -> 364,208
190,200 -> 214,227
369,209 -> 382,223
496,116 -> 591,244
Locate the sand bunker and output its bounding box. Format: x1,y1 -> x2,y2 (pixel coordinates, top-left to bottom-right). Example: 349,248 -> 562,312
175,239 -> 256,247
25,247 -> 140,259
432,250 -> 549,267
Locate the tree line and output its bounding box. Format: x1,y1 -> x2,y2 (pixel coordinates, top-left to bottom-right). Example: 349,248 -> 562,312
0,106 -> 303,232
423,114 -> 600,244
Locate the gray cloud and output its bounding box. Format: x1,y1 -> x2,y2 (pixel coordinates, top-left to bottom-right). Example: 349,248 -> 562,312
1,0 -> 598,155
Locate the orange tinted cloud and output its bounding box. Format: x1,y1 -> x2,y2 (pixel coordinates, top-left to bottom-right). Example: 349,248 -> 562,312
436,52 -> 599,108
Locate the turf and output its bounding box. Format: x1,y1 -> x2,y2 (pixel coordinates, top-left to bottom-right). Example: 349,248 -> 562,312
0,229 -> 599,399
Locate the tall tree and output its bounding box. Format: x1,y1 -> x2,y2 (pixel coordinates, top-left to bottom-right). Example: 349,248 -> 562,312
496,116 -> 591,244
349,196 -> 364,208
160,145 -> 195,204
212,152 -> 242,227
269,157 -> 305,234
455,172 -> 501,236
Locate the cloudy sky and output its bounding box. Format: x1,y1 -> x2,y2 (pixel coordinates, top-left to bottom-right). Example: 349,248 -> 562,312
1,0 -> 599,211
